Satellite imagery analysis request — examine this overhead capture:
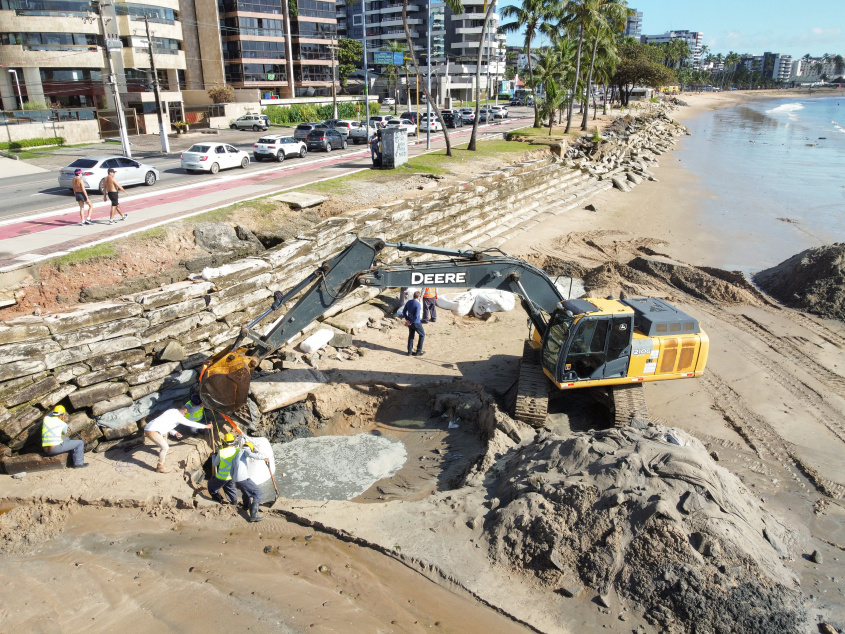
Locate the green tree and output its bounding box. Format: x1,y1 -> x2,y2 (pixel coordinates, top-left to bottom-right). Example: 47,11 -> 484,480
579,0 -> 627,130
613,39 -> 674,105
338,38 -> 363,92
382,40 -> 408,114
499,0 -> 557,128
469,0 -> 498,150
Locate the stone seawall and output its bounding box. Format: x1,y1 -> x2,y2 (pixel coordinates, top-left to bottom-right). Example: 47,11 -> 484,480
0,124 -> 683,465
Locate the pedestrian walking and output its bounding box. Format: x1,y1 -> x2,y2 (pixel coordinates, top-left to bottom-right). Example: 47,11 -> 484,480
233,438 -> 271,523
402,290 -> 425,356
421,287 -> 438,323
103,168 -> 127,224
208,432 -> 239,505
72,170 -> 93,225
143,406 -> 212,473
42,405 -> 88,468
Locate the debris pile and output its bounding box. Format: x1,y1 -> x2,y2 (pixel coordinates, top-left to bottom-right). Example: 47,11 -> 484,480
0,503 -> 70,555
566,110 -> 689,192
485,425 -> 806,633
753,244 -> 845,320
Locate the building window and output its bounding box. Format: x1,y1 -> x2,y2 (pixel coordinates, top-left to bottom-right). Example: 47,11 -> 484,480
223,17 -> 285,37
352,14 -> 362,25
294,64 -> 331,82
226,63 -> 288,82
295,42 -> 330,60
122,35 -> 181,54
291,20 -> 336,39
225,40 -> 287,59
115,3 -> 178,24
218,0 -> 284,14
296,0 -> 334,19
0,0 -> 91,15
1,32 -> 99,49
39,68 -> 103,82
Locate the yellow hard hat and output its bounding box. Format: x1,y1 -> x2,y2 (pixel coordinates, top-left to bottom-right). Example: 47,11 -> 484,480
52,405 -> 67,415
223,432 -> 236,445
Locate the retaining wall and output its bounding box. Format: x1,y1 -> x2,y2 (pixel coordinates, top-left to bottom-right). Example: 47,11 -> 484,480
0,152 -> 616,463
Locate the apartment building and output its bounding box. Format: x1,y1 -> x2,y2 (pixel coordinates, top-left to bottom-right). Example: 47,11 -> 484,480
640,30 -> 703,67
772,54 -> 791,82
624,8 -> 642,38
0,0 -> 189,123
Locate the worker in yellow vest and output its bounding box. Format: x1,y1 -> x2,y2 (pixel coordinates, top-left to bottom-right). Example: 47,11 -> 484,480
421,287 -> 438,324
42,405 -> 88,468
184,393 -> 204,435
208,433 -> 239,504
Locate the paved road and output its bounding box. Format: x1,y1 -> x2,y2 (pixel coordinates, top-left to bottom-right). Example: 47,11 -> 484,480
0,112 -> 534,272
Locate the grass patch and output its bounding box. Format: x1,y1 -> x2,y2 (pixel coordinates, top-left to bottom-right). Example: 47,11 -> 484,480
505,125 -> 578,140
9,142 -> 94,160
53,243 -> 118,268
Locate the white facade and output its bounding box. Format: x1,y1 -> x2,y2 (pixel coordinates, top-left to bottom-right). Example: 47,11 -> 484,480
624,10 -> 642,38
773,55 -> 792,82
640,30 -> 703,67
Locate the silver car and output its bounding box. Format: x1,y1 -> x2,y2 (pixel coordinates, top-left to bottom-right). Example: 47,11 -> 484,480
230,113 -> 269,131
58,155 -> 159,194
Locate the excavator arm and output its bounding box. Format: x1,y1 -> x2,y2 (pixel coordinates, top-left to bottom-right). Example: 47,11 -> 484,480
199,237 -> 565,413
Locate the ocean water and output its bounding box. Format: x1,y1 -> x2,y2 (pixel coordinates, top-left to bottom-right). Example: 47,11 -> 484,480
676,95 -> 845,272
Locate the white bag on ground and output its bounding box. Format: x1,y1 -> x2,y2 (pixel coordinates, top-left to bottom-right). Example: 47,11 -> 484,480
299,328 -> 334,354
471,290 -> 516,317
437,291 -> 476,316
395,287 -> 421,316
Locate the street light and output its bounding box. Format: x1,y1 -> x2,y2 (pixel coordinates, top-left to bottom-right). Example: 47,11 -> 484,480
8,70 -> 23,110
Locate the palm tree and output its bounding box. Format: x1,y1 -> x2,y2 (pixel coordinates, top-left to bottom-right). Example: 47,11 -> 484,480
499,0 -> 555,128
589,32 -> 618,118
579,0 -> 627,130
381,45 -> 400,113
402,0 -> 463,156
562,0 -> 611,133
468,0 -> 498,150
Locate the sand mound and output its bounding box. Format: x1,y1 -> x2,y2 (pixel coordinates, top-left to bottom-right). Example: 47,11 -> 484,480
485,426 -> 805,633
582,261 -> 660,297
754,244 -> 845,319
0,503 -> 69,555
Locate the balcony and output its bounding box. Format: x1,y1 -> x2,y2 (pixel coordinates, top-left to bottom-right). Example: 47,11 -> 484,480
380,16 -> 420,26
455,26 -> 482,34
380,29 -> 417,39
0,42 -> 103,66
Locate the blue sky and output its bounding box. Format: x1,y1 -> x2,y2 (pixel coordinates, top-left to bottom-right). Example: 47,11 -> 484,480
500,0 -> 844,58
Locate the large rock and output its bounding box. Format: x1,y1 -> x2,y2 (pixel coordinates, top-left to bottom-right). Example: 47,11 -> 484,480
96,384 -> 192,427
43,301 -> 143,335
0,406 -> 42,443
68,382 -> 128,409
75,366 -> 127,388
211,288 -> 272,319
0,359 -> 47,382
193,222 -> 244,252
0,339 -> 61,364
235,225 -> 265,250
101,420 -> 139,440
52,317 -> 150,349
91,394 -> 134,417
145,298 -> 209,327
2,452 -> 66,475
140,312 -> 215,344
0,321 -> 50,345
53,364 -> 89,382
158,340 -> 185,362
38,385 -> 77,410
86,348 -> 146,372
324,305 -> 385,334
250,369 -> 328,413
129,369 -> 196,400
3,376 -> 59,408
125,361 -> 181,386
134,281 -> 214,309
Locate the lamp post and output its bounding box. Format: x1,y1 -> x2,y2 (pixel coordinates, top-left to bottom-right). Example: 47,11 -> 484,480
362,1 -> 370,126
8,70 -> 23,110
426,0 -> 431,149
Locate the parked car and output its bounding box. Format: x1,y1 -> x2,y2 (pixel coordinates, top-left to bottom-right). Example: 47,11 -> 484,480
491,105 -> 509,119
369,114 -> 394,126
478,108 -> 492,122
381,97 -> 395,106
385,118 -> 417,136
418,114 -> 442,132
252,135 -> 307,162
324,119 -> 355,138
510,98 -> 523,106
441,111 -> 463,128
306,128 -> 347,151
349,120 -> 377,144
459,108 -> 475,123
293,122 -> 327,140
400,111 -> 418,123
181,143 -> 250,174
230,113 -> 269,131
59,155 -> 159,193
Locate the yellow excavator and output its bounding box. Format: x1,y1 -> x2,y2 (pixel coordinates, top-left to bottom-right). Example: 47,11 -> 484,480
199,238 -> 708,427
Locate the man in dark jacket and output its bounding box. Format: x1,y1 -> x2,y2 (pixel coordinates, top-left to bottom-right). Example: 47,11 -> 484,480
402,290 -> 425,356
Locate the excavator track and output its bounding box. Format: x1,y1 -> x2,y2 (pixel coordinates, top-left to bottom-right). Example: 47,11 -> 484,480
610,383 -> 649,428
513,340 -> 551,428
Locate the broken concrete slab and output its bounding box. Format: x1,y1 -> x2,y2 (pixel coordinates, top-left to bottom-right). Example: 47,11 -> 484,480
42,301 -> 144,335
3,376 -> 59,408
102,421 -> 140,441
0,359 -> 47,383
85,348 -> 146,373
68,382 -> 128,409
324,305 -> 386,334
250,369 -> 328,413
134,281 -> 214,309
158,340 -> 185,362
269,191 -> 328,210
96,384 -> 193,427
0,406 -> 42,442
129,369 -> 196,400
125,361 -> 181,386
0,339 -> 61,364
91,395 -> 134,417
75,366 -> 127,389
2,452 -> 67,475
52,317 -> 150,350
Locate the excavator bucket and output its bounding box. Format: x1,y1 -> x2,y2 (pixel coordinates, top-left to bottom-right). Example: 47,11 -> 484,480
198,348 -> 257,414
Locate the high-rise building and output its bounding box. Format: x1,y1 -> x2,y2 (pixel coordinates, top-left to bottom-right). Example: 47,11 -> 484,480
0,0 -> 190,124
772,55 -> 792,82
218,0 -> 337,98
640,30 -> 703,67
624,9 -> 642,38
338,0 -> 430,69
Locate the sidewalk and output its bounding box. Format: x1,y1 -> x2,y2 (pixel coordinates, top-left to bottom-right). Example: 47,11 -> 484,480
0,118 -> 530,273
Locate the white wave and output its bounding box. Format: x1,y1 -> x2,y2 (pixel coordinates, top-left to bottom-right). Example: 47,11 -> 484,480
833,121 -> 845,135
766,102 -> 804,114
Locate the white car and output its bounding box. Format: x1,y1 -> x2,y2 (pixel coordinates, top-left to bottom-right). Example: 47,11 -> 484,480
181,143 -> 250,174
419,115 -> 442,132
381,97 -> 395,106
252,135 -> 307,162
459,108 -> 475,123
491,105 -> 509,119
385,118 -> 418,136
58,155 -> 159,193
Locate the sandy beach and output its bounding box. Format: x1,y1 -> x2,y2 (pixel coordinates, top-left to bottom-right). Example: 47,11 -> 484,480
3,87 -> 845,632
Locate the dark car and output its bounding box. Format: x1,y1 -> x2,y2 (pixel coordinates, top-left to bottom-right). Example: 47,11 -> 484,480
294,123 -> 319,141
442,111 -> 463,128
400,111 -> 418,124
306,128 -> 347,151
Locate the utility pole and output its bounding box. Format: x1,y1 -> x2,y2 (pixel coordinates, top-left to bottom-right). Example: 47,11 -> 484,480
144,16 -> 170,153
363,1 -> 370,126
329,36 -> 338,119
95,4 -> 131,157
426,0 -> 431,149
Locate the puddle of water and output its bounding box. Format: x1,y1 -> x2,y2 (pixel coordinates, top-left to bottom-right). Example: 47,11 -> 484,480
0,503 -> 17,515
273,433 -> 407,501
390,417 -> 428,428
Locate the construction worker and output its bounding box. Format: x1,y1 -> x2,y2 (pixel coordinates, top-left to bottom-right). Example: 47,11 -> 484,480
421,286 -> 438,323
183,393 -> 205,434
208,433 -> 239,504
143,406 -> 212,473
233,438 -> 271,523
42,405 -> 88,468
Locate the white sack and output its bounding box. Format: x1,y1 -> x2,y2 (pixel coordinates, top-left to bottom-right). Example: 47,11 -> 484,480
437,291 -> 476,316
299,328 -> 334,354
471,290 -> 516,317
201,264 -> 233,280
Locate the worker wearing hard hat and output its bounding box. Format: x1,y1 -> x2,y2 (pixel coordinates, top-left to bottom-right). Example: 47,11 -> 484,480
42,405 -> 88,468
184,393 -> 204,425
143,406 -> 212,473
232,437 -> 271,523
208,433 -> 239,505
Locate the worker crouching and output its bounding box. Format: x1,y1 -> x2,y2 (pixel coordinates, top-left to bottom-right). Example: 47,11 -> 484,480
42,405 -> 88,468
143,406 -> 212,473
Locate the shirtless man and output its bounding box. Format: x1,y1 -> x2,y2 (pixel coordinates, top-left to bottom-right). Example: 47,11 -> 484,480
72,169 -> 93,225
103,168 -> 127,224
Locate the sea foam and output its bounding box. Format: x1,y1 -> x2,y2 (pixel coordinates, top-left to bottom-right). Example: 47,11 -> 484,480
833,121 -> 845,135
766,102 -> 804,114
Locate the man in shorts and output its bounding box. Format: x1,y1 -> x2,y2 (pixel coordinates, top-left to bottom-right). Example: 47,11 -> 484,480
72,169 -> 93,225
103,168 -> 127,224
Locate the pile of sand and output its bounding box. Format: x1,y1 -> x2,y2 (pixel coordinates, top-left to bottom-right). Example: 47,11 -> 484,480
754,244 -> 845,319
485,425 -> 806,633
0,503 -> 69,555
